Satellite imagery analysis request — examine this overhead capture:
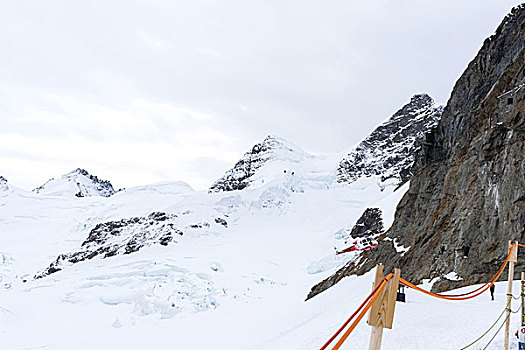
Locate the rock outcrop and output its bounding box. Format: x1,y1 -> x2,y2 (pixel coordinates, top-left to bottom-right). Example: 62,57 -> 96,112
337,94 -> 443,187
36,212 -> 183,278
311,4 -> 525,296
34,168 -> 118,198
36,211 -> 229,278
210,135 -> 309,192
349,208 -> 384,238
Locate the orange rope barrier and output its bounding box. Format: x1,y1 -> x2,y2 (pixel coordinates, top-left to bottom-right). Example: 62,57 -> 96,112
332,275 -> 393,350
439,255 -> 508,297
400,243 -> 515,301
320,275 -> 389,350
320,242 -> 521,348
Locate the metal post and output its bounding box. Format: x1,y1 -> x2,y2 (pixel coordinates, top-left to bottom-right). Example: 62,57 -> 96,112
505,241 -> 518,350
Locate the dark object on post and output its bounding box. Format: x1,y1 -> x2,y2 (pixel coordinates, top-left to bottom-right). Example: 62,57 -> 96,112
396,285 -> 406,303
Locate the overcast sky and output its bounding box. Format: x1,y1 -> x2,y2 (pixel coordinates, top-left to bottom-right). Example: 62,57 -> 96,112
0,0 -> 522,190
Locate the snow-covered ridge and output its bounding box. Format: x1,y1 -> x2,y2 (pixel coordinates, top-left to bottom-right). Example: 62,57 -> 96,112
211,95 -> 442,195
34,168 -> 119,198
209,135 -> 311,192
337,93 -> 443,187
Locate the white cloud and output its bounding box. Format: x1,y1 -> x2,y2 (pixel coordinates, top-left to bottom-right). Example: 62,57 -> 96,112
0,0 -> 522,190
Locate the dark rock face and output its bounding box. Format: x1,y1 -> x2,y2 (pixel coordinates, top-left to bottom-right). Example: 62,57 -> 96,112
34,168 -> 119,198
36,212 -> 183,278
209,135 -> 305,192
311,4 -> 525,296
337,94 -> 443,187
350,208 -> 384,238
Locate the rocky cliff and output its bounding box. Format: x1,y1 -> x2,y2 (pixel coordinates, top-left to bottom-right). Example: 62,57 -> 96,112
310,4 -> 525,296
337,94 -> 443,187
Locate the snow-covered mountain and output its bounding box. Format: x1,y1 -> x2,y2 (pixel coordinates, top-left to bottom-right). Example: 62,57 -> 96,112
211,95 -> 443,196
3,89 -> 512,350
34,168 -> 119,198
2,5 -> 524,348
0,92 -> 450,349
209,135 -> 312,192
337,93 -> 443,187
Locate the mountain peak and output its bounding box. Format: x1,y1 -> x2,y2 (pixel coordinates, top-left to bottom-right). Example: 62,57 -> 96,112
337,93 -> 443,187
34,169 -> 118,198
408,93 -> 433,107
390,93 -> 435,121
69,168 -> 90,176
209,135 -> 309,192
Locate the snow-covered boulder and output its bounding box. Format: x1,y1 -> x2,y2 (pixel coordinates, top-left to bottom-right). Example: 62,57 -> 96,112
34,168 -> 119,198
337,94 -> 443,187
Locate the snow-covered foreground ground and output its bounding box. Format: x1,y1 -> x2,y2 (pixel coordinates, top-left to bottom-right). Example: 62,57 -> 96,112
1,158 -> 521,349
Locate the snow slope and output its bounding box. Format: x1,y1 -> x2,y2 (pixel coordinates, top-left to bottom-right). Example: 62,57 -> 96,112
0,146 -> 417,349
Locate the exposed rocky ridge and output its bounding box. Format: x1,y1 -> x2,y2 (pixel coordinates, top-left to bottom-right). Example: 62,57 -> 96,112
34,168 -> 118,198
36,212 -> 182,278
210,135 -> 309,192
310,4 -> 525,296
36,212 -> 229,278
337,94 -> 443,187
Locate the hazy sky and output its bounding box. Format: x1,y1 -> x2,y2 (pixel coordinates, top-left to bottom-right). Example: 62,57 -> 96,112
0,0 -> 522,190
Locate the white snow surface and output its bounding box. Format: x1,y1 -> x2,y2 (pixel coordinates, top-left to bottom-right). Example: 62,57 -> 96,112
0,151 -> 521,349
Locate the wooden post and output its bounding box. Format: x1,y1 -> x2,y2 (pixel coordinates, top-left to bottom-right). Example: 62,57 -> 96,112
368,265 -> 385,350
369,325 -> 383,350
367,266 -> 401,350
521,272 -> 525,327
384,268 -> 401,329
505,241 -> 518,350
